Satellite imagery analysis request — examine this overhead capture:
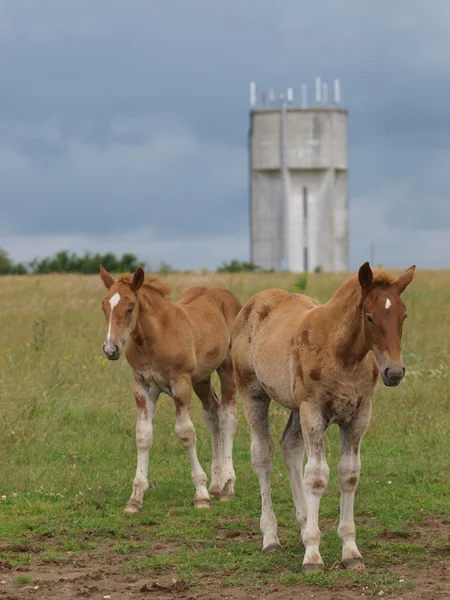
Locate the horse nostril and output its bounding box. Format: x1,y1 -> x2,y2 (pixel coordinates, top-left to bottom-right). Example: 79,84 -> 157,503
383,366 -> 405,381
103,343 -> 119,357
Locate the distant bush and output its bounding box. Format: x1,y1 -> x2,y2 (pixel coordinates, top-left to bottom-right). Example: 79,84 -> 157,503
0,249 -> 14,274
0,249 -> 143,275
314,265 -> 323,273
217,259 -> 263,273
158,261 -> 175,275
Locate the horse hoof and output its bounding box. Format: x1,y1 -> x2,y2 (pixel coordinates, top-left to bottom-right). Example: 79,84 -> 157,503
208,486 -> 221,499
343,558 -> 365,571
262,543 -> 282,554
194,499 -> 211,509
219,493 -> 234,502
302,563 -> 324,573
124,502 -> 141,514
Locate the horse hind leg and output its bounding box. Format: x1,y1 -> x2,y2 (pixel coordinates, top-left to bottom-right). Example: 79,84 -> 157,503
193,377 -> 224,499
172,378 -> 210,509
239,377 -> 281,553
280,410 -> 308,536
216,352 -> 238,500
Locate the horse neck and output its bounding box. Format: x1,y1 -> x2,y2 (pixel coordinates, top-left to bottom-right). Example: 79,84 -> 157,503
132,287 -> 173,346
327,281 -> 369,367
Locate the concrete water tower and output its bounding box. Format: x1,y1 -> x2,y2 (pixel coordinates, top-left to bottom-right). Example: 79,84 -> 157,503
249,78 -> 349,272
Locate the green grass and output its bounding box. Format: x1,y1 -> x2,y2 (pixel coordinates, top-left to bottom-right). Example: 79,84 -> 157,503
14,576 -> 31,585
0,270 -> 449,595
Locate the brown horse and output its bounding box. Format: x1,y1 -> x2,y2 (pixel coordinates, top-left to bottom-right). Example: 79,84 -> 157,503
231,262 -> 415,571
99,265 -> 242,511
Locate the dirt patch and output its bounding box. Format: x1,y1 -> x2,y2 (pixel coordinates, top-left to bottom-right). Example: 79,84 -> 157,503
379,517 -> 450,544
1,561 -> 449,600
1,519 -> 449,600
378,516 -> 450,561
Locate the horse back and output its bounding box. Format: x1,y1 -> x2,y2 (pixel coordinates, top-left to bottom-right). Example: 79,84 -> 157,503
176,287 -> 242,381
234,288 -> 318,337
178,286 -> 242,329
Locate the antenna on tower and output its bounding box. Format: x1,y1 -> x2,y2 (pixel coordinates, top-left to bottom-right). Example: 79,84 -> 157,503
315,77 -> 322,103
322,83 -> 328,105
269,88 -> 276,106
287,87 -> 294,105
333,79 -> 341,104
249,81 -> 257,108
301,84 -> 307,108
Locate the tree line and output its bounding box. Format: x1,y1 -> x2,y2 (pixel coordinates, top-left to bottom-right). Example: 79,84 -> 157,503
0,249 -> 142,275
0,250 -> 267,275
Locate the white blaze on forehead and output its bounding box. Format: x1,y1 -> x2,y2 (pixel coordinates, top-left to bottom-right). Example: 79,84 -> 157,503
109,292 -> 121,310
107,293 -> 121,344
385,298 -> 391,309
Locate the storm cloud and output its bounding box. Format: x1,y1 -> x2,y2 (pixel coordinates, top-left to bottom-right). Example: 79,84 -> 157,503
1,0 -> 450,269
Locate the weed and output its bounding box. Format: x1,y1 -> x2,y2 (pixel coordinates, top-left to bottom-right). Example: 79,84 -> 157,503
292,272 -> 308,292
14,576 -> 31,585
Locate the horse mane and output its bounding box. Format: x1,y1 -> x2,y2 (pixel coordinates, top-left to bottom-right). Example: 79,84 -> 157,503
330,268 -> 397,306
342,268 -> 396,290
117,274 -> 172,298
366,268 -> 396,288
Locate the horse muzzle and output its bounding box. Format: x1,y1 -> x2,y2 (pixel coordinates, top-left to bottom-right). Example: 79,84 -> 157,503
381,364 -> 405,387
103,343 -> 121,361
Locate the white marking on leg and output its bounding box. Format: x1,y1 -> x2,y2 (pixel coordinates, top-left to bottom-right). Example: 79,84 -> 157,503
218,405 -> 238,498
203,406 -> 222,496
175,409 -> 210,507
300,405 -> 328,568
125,384 -> 159,513
302,454 -> 329,566
250,424 -> 280,551
385,298 -> 391,309
338,425 -> 365,566
280,412 -> 308,533
107,292 -> 121,344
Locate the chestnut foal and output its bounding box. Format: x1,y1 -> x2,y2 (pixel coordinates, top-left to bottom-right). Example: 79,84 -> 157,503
100,266 -> 242,511
232,263 -> 415,571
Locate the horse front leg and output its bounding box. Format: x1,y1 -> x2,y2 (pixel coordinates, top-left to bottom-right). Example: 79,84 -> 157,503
338,406 -> 371,570
125,381 -> 160,513
300,403 -> 329,571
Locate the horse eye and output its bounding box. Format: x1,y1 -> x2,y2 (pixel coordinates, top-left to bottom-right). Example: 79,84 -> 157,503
127,305 -> 135,313
367,314 -> 375,324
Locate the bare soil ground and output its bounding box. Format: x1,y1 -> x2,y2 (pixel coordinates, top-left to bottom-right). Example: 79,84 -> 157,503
1,519 -> 449,600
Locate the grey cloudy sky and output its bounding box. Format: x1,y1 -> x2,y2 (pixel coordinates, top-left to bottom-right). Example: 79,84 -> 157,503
1,0 -> 450,269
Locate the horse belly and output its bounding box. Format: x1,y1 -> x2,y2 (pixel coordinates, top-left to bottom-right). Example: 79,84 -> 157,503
253,344 -> 297,409
191,339 -> 229,383
260,376 -> 298,409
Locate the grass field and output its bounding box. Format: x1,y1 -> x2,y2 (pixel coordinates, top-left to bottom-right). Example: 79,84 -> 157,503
0,270 -> 449,599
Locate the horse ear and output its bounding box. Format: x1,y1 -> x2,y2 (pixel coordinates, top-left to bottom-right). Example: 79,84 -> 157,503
100,265 -> 114,289
358,262 -> 373,292
395,265 -> 416,294
131,266 -> 145,292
